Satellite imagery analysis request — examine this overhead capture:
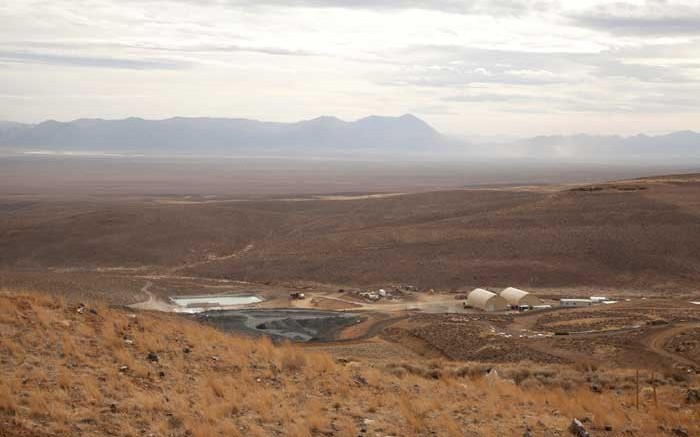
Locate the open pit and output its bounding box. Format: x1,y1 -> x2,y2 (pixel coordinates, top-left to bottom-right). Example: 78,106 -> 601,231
196,309 -> 361,342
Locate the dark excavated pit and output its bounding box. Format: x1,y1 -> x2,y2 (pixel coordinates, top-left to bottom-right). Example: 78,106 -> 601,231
195,309 -> 361,342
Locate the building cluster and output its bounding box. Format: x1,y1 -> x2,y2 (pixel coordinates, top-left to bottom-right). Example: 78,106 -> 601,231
465,287 -> 550,312
465,287 -> 618,312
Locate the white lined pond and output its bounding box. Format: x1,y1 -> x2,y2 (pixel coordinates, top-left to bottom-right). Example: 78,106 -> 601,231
170,294 -> 263,311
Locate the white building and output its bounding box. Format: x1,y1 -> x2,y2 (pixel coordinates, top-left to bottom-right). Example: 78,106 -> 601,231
500,287 -> 543,308
467,288 -> 508,312
560,298 -> 593,307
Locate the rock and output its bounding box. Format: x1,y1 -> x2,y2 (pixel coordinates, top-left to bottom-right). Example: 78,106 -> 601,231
672,426 -> 689,437
158,371 -> 165,378
110,403 -> 117,413
182,347 -> 191,354
146,351 -> 159,362
523,431 -> 533,437
590,383 -> 602,393
354,375 -> 368,386
604,425 -> 613,432
118,365 -> 129,373
569,418 -> 590,437
686,388 -> 700,404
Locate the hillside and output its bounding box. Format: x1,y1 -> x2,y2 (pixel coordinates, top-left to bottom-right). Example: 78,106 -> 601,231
1,292 -> 697,437
1,175 -> 700,298
0,114 -> 444,154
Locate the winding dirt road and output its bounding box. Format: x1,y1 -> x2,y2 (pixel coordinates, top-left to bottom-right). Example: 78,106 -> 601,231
642,323 -> 700,369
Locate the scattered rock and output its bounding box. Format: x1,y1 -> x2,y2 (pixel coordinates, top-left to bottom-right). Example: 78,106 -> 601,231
590,383 -> 602,393
604,425 -> 613,432
147,352 -> 159,362
672,426 -> 689,437
569,418 -> 590,437
158,371 -> 165,378
686,388 -> 700,404
353,375 -> 368,386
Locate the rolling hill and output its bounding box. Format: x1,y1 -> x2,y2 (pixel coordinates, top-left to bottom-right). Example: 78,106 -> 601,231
1,174 -> 700,296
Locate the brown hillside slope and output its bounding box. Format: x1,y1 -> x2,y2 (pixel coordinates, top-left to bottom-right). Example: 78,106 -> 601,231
1,175 -> 700,294
1,292 -> 698,436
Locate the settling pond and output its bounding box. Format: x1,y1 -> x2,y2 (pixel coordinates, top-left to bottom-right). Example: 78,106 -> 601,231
195,309 -> 360,342
170,294 -> 262,313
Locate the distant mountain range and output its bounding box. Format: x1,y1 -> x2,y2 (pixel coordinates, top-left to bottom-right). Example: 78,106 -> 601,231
518,131 -> 700,160
0,114 -> 445,154
0,115 -> 698,161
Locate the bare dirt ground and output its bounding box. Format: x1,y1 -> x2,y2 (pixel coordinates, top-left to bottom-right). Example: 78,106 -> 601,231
370,299 -> 700,374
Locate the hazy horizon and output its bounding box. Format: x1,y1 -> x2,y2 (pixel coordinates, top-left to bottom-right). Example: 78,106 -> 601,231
1,114 -> 699,139
2,0 -> 700,137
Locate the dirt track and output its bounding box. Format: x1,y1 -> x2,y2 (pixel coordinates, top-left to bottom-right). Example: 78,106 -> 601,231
303,313 -> 410,347
642,323 -> 700,369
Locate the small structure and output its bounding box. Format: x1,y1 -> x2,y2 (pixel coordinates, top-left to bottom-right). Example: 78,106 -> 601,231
500,287 -> 543,308
359,291 -> 380,301
560,298 -> 593,307
467,288 -> 508,312
590,296 -> 608,303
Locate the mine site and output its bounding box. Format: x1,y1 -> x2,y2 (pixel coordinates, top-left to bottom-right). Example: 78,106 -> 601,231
2,169 -> 699,436
3,1 -> 700,435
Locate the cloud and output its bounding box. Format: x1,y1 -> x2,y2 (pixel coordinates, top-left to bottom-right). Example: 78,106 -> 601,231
409,104 -> 458,115
2,0 -> 700,134
195,0 -> 553,15
443,83 -> 700,114
571,1 -> 700,35
444,93 -> 533,103
0,51 -> 191,70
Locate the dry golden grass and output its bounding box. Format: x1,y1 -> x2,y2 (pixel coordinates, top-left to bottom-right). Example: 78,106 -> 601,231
0,291 -> 698,437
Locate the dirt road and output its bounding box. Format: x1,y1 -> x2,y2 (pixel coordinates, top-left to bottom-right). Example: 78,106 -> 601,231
129,281 -> 174,312
170,243 -> 255,273
642,323 -> 700,369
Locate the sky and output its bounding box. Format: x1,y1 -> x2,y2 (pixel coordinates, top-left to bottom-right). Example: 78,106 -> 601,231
1,0 -> 699,136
